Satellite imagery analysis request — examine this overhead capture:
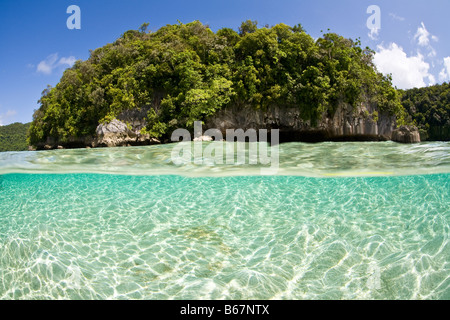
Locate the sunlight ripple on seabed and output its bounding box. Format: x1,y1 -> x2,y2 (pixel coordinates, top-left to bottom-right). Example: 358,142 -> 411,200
0,142 -> 449,299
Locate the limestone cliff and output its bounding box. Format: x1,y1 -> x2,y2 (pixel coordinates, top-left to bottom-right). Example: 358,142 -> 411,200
35,101 -> 420,150
205,103 -> 399,142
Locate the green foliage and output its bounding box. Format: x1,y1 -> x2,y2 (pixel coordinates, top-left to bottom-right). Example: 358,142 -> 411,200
144,108 -> 167,138
0,122 -> 31,152
29,21 -> 404,146
372,111 -> 379,122
401,82 -> 450,140
239,20 -> 258,36
139,22 -> 150,34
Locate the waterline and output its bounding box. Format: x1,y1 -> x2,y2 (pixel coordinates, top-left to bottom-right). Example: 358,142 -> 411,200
1,141 -> 449,177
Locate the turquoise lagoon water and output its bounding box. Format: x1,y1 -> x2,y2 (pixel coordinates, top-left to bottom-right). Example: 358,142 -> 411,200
0,141 -> 449,299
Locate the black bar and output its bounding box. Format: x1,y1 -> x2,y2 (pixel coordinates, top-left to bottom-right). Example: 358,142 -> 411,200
0,299 -> 443,319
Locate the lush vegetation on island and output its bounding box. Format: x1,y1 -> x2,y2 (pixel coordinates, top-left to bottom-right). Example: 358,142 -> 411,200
28,20 -> 405,146
401,82 -> 450,140
0,122 -> 31,152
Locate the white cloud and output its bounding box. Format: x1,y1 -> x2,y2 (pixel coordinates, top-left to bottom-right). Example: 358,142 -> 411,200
415,23 -> 431,46
0,109 -> 17,126
37,53 -> 59,75
373,43 -> 434,89
389,13 -> 405,22
368,28 -> 379,41
438,57 -> 450,82
59,56 -> 77,67
428,74 -> 436,86
414,22 -> 438,57
36,53 -> 76,75
439,69 -> 446,82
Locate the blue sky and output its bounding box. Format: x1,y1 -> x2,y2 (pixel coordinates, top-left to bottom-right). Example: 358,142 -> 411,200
0,0 -> 449,125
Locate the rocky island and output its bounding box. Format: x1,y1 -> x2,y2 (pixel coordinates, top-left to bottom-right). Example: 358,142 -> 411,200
28,21 -> 422,150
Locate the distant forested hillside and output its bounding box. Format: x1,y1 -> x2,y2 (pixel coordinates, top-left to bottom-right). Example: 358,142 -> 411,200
401,82 -> 450,141
0,122 -> 31,152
